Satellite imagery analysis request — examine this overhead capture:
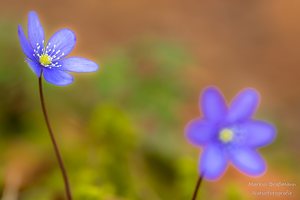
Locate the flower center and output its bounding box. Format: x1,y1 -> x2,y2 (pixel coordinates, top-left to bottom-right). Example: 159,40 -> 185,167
219,128 -> 234,143
39,54 -> 52,66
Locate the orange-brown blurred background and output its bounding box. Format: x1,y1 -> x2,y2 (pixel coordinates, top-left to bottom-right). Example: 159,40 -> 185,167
0,0 -> 299,199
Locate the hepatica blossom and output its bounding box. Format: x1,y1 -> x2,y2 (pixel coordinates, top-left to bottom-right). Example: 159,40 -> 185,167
185,87 -> 276,180
18,11 -> 98,86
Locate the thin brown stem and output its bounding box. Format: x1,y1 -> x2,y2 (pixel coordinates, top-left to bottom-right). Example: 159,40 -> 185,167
38,77 -> 72,200
191,173 -> 204,200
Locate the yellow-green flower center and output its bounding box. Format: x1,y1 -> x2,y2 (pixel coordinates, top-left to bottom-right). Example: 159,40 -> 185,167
39,54 -> 52,66
219,128 -> 234,143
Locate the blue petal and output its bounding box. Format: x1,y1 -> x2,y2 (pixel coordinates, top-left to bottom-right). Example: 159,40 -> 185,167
230,148 -> 266,176
185,119 -> 216,146
28,11 -> 44,53
18,25 -> 35,61
46,29 -> 76,60
227,88 -> 259,123
60,57 -> 98,72
201,86 -> 227,122
26,59 -> 42,77
200,145 -> 227,180
239,120 -> 276,148
43,68 -> 74,86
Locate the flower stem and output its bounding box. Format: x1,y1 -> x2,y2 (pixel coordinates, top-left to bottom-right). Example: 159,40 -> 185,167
191,173 -> 204,200
38,77 -> 72,200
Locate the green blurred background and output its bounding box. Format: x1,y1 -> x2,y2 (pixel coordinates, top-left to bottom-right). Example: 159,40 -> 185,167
0,0 -> 299,199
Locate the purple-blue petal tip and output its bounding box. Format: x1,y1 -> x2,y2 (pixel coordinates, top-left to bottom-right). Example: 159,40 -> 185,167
227,87 -> 260,123
201,86 -> 227,122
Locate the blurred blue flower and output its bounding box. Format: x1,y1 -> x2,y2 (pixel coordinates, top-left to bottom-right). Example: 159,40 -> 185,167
18,11 -> 98,86
185,87 -> 276,180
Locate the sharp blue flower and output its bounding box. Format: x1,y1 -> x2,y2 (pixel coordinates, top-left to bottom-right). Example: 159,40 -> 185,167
18,11 -> 98,86
185,86 -> 276,180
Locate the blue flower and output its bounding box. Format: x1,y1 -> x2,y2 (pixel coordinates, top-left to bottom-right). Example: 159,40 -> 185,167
18,11 -> 98,86
185,87 -> 276,180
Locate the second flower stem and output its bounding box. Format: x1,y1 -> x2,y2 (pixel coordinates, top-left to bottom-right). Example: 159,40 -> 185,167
38,76 -> 72,200
191,173 -> 204,200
